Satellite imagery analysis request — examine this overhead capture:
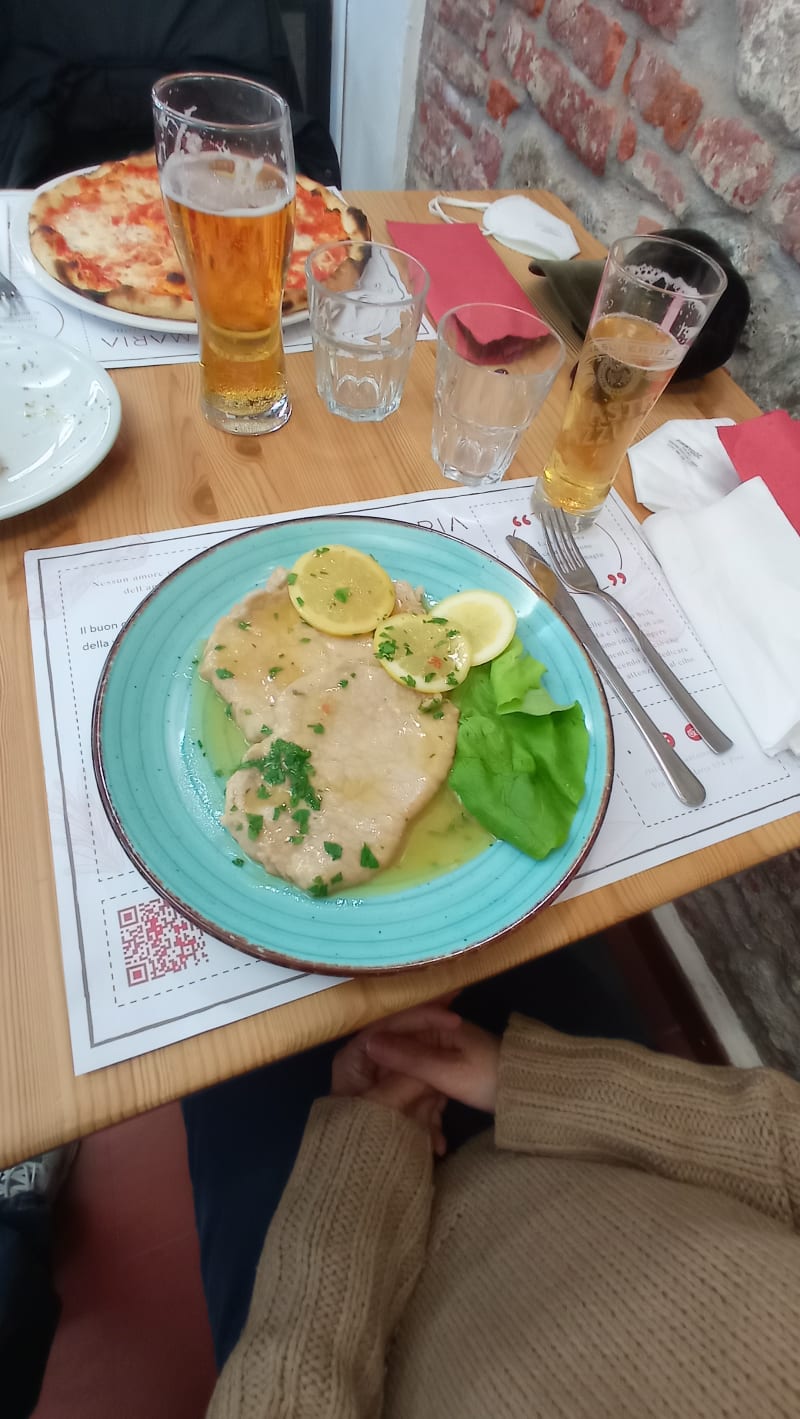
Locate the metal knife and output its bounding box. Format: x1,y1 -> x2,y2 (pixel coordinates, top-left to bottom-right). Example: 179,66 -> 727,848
507,535 -> 706,808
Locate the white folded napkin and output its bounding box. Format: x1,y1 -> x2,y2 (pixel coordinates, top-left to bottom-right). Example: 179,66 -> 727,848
630,418 -> 739,512
643,477 -> 800,757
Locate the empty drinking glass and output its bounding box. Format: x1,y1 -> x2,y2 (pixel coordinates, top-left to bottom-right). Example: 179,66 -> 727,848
432,303 -> 564,488
306,242 -> 429,421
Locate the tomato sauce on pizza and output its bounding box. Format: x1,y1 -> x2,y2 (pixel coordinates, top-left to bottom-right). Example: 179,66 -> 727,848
28,155 -> 370,323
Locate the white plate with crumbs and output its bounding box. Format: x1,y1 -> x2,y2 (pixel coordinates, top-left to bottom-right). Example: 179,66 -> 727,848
0,332 -> 121,519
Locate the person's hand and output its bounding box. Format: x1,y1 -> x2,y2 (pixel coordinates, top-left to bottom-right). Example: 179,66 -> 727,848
331,1002 -> 461,1155
365,1014 -> 501,1115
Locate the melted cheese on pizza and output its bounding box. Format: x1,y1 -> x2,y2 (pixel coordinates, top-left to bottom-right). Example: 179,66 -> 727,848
285,185 -> 351,290
36,159 -> 192,303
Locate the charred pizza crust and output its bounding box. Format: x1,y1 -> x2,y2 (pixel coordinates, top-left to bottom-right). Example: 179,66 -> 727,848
282,175 -> 371,314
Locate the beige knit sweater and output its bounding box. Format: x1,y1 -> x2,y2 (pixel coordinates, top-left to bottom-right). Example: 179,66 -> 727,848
207,1017 -> 800,1419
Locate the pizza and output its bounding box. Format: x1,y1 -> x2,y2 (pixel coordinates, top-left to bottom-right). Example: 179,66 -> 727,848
284,176 -> 371,314
28,154 -> 371,323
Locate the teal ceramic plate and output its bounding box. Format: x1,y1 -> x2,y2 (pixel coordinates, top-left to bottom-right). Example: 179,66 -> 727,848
92,516 -> 613,973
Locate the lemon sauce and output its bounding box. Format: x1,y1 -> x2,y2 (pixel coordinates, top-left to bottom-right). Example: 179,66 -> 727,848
189,671 -> 494,896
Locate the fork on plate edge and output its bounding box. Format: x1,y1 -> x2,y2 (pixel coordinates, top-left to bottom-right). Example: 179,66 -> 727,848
539,505 -> 733,754
0,269 -> 28,320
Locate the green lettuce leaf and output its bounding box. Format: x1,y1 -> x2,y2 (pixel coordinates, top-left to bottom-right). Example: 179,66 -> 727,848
449,644 -> 589,861
490,636 -> 569,717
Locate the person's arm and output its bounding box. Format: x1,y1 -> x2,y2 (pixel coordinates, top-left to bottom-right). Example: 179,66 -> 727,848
496,1014 -> 800,1229
207,1094 -> 433,1419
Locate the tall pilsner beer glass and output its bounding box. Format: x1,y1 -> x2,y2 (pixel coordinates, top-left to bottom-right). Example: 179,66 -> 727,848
533,235 -> 727,527
153,73 -> 295,436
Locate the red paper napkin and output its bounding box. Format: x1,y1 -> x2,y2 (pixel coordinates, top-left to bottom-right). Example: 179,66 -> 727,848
386,220 -> 551,343
718,411 -> 800,534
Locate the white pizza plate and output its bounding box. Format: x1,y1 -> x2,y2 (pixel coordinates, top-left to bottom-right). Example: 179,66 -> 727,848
12,167 -> 308,336
0,331 -> 121,519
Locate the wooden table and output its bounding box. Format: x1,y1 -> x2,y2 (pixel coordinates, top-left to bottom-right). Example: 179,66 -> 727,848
2,189 -> 797,1169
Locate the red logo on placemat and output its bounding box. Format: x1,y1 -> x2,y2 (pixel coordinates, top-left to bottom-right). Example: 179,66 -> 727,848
118,900 -> 208,987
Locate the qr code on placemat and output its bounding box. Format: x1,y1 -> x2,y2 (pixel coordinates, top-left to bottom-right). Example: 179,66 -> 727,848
118,899 -> 209,987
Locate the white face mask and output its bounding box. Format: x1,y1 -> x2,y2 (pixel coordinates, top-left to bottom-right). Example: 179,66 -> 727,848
428,193 -> 580,261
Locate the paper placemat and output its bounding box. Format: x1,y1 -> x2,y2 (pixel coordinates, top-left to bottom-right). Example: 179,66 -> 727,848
2,194 -> 435,369
25,479 -> 800,1073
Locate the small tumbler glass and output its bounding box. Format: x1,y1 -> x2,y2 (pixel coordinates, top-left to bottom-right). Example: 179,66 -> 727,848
306,242 -> 430,421
432,303 -> 564,488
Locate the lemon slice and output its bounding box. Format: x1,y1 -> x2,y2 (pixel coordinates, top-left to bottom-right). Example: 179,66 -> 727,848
373,612 -> 471,693
432,589 -> 517,666
288,544 -> 396,635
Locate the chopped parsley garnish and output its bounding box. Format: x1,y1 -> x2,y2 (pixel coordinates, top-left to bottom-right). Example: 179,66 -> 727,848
232,857 -> 245,867
400,674 -> 417,688
286,572 -> 298,585
419,697 -> 445,720
330,872 -> 343,886
314,546 -> 330,557
225,704 -> 233,719
308,723 -> 325,734
333,587 -> 350,603
216,667 -> 234,679
423,672 -> 436,683
256,785 -> 270,800
360,844 -> 380,870
424,617 -> 448,625
245,738 -> 322,812
300,636 -> 311,644
238,620 -> 251,630
292,809 -> 311,835
260,725 -> 272,736
446,672 -> 459,688
324,841 -> 343,860
246,813 -> 263,840
296,596 -> 305,607
446,628 -> 459,638
288,834 -> 304,845
214,643 -> 225,650
308,876 -> 328,897
272,805 -> 285,821
196,739 -> 203,750
338,678 -> 349,689
376,637 -> 397,661
267,666 -> 282,678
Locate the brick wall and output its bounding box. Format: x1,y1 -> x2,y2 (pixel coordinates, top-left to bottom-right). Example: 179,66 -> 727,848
407,0 -> 800,417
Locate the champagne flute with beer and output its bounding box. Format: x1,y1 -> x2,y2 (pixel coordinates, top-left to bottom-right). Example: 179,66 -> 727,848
533,235 -> 728,527
153,73 -> 295,436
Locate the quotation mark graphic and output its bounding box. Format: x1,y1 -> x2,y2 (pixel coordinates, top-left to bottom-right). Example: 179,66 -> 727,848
512,514 -> 532,528
607,572 -> 627,586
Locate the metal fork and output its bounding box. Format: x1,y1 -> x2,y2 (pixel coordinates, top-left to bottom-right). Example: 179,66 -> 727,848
0,270 -> 28,320
540,506 -> 733,754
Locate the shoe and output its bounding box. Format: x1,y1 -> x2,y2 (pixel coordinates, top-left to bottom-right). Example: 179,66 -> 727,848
0,1141 -> 79,1204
